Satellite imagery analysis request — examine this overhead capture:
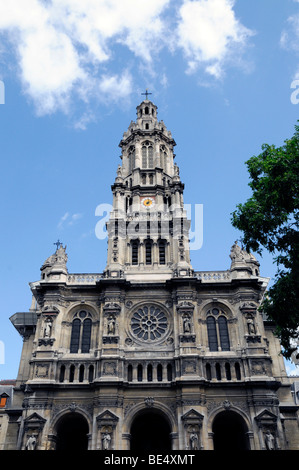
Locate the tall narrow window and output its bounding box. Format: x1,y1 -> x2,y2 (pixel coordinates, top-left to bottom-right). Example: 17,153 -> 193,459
69,364 -> 75,382
206,363 -> 212,381
79,364 -> 85,383
142,142 -> 154,168
129,146 -> 135,173
70,319 -> 81,353
147,364 -> 153,382
159,240 -> 166,265
128,364 -> 133,382
167,364 -> 172,382
215,363 -> 221,381
235,362 -> 241,380
137,364 -> 143,382
88,365 -> 94,383
225,363 -> 231,380
157,364 -> 163,382
207,316 -> 218,352
59,365 -> 65,383
81,318 -> 92,353
218,316 -> 230,351
132,241 -> 139,265
145,240 -> 152,265
70,312 -> 93,354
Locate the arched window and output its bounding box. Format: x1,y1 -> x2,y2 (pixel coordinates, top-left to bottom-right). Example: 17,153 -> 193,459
129,146 -> 135,173
206,308 -> 231,352
137,364 -> 143,382
235,362 -> 241,380
145,240 -> 152,265
88,365 -> 94,383
218,316 -> 230,351
157,364 -> 163,382
81,318 -> 92,353
59,365 -> 65,383
131,240 -> 139,265
70,311 -> 93,354
206,363 -> 212,381
128,364 -> 133,382
70,319 -> 81,353
207,316 -> 218,351
158,240 -> 166,265
147,364 -> 153,382
79,364 -> 85,382
225,363 -> 231,380
69,364 -> 75,382
167,364 -> 172,382
142,141 -> 154,168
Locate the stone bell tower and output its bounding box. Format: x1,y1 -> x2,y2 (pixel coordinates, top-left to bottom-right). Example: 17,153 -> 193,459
105,97 -> 192,281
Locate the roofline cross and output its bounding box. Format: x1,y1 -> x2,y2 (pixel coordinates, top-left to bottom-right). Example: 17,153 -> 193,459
141,89 -> 152,100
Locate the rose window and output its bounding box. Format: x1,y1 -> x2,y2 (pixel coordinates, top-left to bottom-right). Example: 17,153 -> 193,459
130,305 -> 168,341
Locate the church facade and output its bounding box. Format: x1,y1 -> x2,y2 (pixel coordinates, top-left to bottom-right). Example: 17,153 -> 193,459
3,98 -> 299,450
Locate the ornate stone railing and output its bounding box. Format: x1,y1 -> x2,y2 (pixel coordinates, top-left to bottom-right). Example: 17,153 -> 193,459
67,274 -> 103,284
195,271 -> 231,282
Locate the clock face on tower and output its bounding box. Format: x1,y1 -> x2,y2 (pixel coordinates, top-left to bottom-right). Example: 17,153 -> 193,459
140,196 -> 155,208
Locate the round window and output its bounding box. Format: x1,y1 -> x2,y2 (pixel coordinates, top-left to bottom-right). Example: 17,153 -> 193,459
130,305 -> 168,341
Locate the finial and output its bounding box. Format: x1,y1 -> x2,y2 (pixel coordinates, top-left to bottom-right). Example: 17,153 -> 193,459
141,89 -> 152,101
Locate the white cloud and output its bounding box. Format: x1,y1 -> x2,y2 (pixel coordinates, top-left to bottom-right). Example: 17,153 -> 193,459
0,0 -> 254,117
58,212 -> 83,229
0,0 -> 170,115
177,0 -> 254,78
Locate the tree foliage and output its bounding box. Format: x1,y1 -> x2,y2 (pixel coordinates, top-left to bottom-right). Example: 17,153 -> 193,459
231,123 -> 299,358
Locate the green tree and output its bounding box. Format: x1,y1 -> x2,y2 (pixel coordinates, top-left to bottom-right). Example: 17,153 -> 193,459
231,123 -> 299,358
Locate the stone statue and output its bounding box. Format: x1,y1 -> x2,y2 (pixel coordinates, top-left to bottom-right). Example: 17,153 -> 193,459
25,434 -> 37,450
43,318 -> 52,338
247,317 -> 256,335
107,316 -> 116,335
264,430 -> 275,450
183,315 -> 191,334
102,432 -> 111,450
189,429 -> 199,450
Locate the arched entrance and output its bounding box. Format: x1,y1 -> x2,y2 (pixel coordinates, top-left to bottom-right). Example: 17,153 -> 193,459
130,409 -> 172,452
55,412 -> 89,450
212,410 -> 250,450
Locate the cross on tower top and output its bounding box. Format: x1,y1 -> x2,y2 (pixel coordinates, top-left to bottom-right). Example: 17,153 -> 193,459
54,239 -> 63,250
141,89 -> 152,101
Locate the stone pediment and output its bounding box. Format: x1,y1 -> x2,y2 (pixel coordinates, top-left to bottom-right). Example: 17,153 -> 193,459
181,409 -> 204,426
96,410 -> 119,423
255,409 -> 278,425
24,412 -> 47,431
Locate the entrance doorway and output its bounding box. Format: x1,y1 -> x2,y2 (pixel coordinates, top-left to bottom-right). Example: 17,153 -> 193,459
212,410 -> 250,450
55,413 -> 89,450
130,410 -> 172,452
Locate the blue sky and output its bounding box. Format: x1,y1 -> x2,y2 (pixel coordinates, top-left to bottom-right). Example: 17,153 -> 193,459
0,0 -> 299,379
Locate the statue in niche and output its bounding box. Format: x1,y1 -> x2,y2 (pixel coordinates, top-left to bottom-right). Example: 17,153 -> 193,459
43,318 -> 52,338
247,316 -> 256,335
25,434 -> 37,450
264,430 -> 275,450
189,429 -> 199,450
183,315 -> 191,334
107,316 -> 116,335
102,432 -> 111,450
